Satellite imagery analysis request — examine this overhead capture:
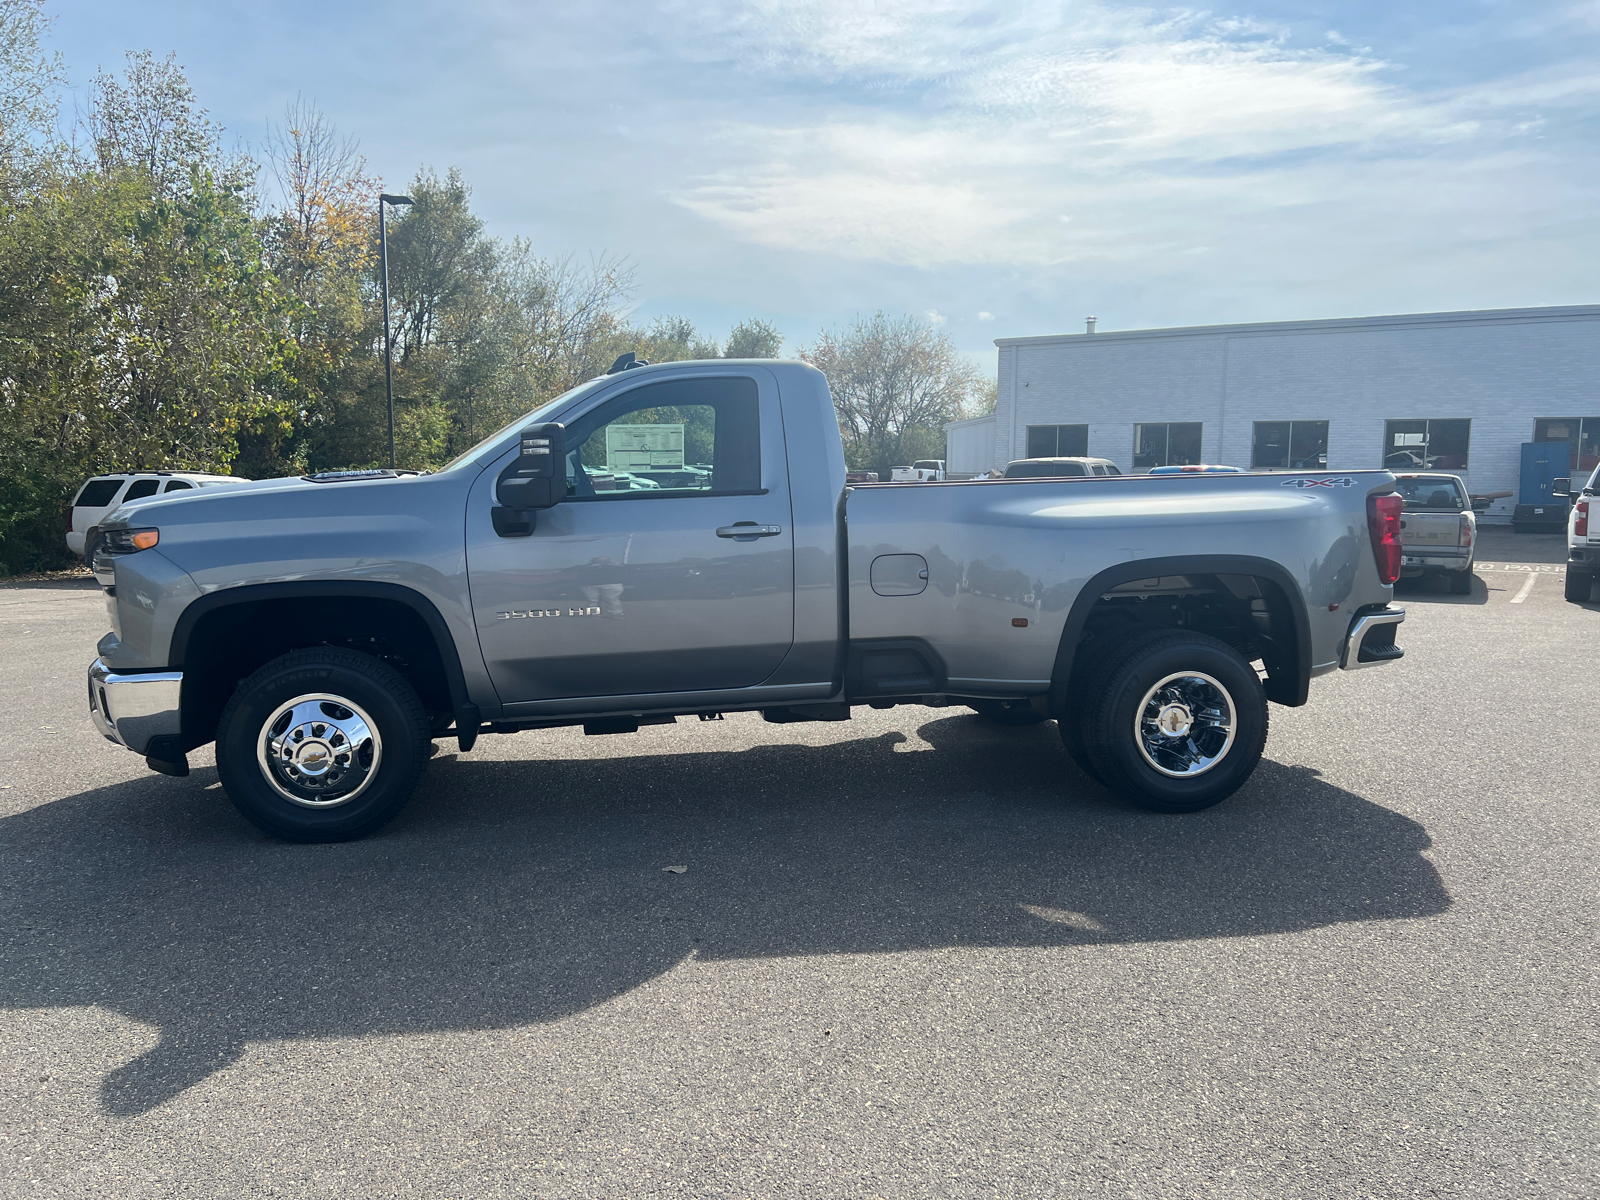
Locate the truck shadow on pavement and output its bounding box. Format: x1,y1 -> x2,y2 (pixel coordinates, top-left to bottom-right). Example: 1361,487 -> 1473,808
1392,575 -> 1490,604
0,714 -> 1450,1117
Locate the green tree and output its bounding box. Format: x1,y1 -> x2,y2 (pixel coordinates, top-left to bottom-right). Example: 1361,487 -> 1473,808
723,318 -> 782,358
253,98 -> 378,476
0,0 -> 61,169
0,49 -> 293,573
86,50 -> 245,199
800,312 -> 982,479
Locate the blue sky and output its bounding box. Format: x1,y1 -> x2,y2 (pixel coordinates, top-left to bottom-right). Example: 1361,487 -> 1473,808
45,1 -> 1600,368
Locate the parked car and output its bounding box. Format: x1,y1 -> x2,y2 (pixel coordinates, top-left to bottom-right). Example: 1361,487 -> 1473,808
844,471 -> 880,484
633,465 -> 711,490
67,472 -> 249,559
1147,464 -> 1244,475
85,359 -> 1406,842
1002,457 -> 1122,478
1393,473 -> 1475,594
890,460 -> 946,482
584,470 -> 660,492
1564,463 -> 1599,602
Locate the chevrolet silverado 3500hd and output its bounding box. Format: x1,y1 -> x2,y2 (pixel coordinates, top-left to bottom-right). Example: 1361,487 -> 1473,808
86,360 -> 1406,841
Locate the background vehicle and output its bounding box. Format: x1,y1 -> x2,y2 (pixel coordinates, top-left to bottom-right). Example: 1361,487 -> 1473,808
1393,473 -> 1475,594
1147,464 -> 1244,475
1565,463 -> 1599,602
891,460 -> 945,481
67,472 -> 249,558
1002,457 -> 1121,478
85,360 -> 1405,843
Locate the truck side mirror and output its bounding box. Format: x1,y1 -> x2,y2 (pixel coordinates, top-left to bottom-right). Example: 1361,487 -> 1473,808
492,423 -> 565,537
1552,477 -> 1570,499
497,423 -> 566,510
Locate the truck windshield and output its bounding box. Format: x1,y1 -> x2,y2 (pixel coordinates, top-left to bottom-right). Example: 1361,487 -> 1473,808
1396,477 -> 1466,510
436,377 -> 612,472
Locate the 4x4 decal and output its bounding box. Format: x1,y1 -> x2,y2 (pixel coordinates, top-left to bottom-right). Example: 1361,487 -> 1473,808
1281,477 -> 1356,488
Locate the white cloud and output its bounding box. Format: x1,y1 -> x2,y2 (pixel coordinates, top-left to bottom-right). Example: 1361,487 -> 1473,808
926,309 -> 947,325
978,311 -> 994,321
665,0 -> 1572,268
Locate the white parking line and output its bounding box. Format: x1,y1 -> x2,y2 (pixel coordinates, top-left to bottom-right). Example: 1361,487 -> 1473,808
1510,573 -> 1538,604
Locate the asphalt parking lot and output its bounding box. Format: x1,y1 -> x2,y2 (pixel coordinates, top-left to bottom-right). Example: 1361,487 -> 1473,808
2,535 -> 1596,1199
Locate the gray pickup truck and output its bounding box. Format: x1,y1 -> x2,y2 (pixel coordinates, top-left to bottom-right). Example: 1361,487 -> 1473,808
87,360 -> 1407,842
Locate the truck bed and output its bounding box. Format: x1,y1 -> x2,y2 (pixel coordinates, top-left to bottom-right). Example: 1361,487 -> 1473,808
844,471 -> 1397,697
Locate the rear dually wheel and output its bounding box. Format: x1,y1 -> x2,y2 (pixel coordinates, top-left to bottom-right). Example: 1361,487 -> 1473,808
1081,631 -> 1268,814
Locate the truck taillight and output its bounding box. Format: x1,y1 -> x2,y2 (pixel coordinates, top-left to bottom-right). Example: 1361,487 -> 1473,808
1577,499 -> 1590,538
1459,514 -> 1472,547
1367,492 -> 1403,585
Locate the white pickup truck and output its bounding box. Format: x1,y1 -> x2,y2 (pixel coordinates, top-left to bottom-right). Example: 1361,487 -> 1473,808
1565,463 -> 1598,602
85,359 -> 1407,842
890,460 -> 945,482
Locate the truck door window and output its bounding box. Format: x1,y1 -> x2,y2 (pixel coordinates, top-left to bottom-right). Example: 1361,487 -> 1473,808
163,479 -> 193,492
564,377 -> 761,499
122,479 -> 160,501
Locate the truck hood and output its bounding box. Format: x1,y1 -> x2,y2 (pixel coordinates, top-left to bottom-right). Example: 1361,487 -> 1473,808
98,472 -> 443,530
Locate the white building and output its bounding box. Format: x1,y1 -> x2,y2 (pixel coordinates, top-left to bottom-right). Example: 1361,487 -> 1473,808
943,414 -> 996,477
955,304 -> 1600,522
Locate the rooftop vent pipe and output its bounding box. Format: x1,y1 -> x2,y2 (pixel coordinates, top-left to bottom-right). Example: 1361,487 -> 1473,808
1085,316 -> 1098,334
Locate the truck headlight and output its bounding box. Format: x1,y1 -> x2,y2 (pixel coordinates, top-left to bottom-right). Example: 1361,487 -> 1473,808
101,527 -> 159,553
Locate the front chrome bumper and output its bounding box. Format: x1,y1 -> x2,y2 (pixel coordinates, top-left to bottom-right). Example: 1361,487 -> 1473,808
88,658 -> 182,754
1340,607 -> 1406,671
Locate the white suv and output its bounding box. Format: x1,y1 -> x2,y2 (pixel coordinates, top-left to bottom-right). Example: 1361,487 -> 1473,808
67,472 -> 249,558
1566,463 -> 1599,602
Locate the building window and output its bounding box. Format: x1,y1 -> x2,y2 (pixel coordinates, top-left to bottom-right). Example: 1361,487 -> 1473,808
1252,421 -> 1329,470
1133,422 -> 1202,470
1533,417 -> 1600,472
1383,419 -> 1470,471
1026,424 -> 1088,458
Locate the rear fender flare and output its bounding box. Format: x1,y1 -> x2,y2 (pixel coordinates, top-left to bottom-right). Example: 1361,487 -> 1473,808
1047,555 -> 1312,712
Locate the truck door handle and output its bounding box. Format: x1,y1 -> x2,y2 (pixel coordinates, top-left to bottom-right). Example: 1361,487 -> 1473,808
716,523 -> 782,539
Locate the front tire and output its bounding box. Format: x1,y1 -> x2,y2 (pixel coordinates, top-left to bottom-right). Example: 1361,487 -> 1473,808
1081,631 -> 1268,814
215,648 -> 431,842
1566,568 -> 1593,603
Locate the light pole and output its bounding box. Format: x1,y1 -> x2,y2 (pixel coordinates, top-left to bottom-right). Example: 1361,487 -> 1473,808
379,193 -> 414,470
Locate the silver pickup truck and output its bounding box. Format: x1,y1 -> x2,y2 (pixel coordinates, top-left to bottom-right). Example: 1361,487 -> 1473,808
86,360 -> 1406,842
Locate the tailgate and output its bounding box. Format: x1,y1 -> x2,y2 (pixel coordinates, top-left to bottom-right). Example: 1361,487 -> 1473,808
1400,511 -> 1461,548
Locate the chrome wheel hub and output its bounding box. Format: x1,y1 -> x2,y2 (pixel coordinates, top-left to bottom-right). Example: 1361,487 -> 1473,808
257,694 -> 382,808
1135,672 -> 1235,778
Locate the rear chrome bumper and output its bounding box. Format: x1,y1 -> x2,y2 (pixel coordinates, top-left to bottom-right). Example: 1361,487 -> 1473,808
88,658 -> 182,754
1401,551 -> 1471,572
1340,607 -> 1406,671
